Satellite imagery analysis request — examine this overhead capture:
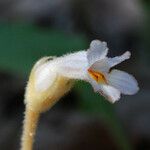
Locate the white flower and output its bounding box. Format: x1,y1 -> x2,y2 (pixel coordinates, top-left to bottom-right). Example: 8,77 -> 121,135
34,40 -> 139,103
87,40 -> 139,103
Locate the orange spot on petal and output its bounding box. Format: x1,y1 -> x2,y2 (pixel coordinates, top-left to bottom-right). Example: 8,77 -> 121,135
88,69 -> 107,84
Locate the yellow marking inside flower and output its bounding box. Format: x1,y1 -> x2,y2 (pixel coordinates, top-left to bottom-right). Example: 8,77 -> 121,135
88,69 -> 107,84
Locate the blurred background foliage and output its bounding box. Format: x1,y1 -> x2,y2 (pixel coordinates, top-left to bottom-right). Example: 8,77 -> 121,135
0,24 -> 87,74
0,0 -> 149,150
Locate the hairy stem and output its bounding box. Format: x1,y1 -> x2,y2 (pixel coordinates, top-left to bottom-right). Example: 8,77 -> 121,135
21,106 -> 40,150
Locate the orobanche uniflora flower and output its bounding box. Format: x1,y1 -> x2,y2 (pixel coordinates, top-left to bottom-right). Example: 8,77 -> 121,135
33,40 -> 139,103
86,40 -> 139,102
21,40 -> 139,150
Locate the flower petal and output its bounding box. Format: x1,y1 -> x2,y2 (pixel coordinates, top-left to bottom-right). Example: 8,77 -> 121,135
88,76 -> 120,103
88,74 -> 105,92
99,85 -> 121,103
89,58 -> 110,73
108,51 -> 131,67
108,69 -> 139,95
87,40 -> 108,66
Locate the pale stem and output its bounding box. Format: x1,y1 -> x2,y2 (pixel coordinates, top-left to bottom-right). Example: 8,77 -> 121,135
21,106 -> 40,150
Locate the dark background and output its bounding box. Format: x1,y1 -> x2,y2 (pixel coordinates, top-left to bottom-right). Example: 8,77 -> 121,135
0,0 -> 149,149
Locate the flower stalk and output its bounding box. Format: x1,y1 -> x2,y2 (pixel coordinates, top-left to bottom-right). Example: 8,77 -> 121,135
21,107 -> 40,150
